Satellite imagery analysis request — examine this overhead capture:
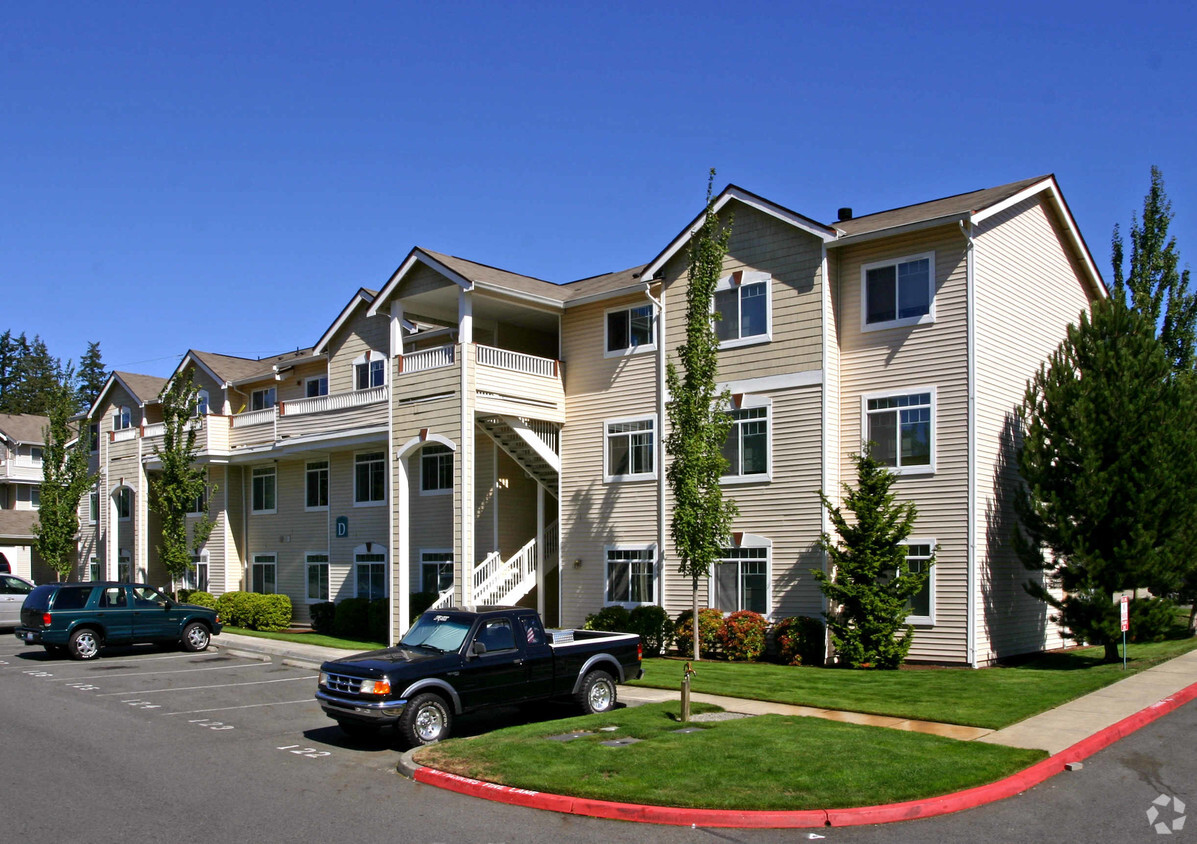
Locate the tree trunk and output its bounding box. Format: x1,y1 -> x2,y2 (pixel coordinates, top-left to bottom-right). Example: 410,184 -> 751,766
692,583 -> 701,661
1105,640 -> 1121,662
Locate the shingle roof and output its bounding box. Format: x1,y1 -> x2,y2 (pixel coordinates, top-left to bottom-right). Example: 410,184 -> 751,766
114,372 -> 169,405
0,509 -> 37,540
832,176 -> 1049,237
189,349 -> 315,385
0,413 -> 50,446
418,248 -> 648,304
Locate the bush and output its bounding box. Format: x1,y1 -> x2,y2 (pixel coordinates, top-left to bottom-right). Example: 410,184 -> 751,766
773,616 -> 825,666
183,590 -> 216,609
368,599 -> 388,642
584,605 -> 632,632
674,608 -> 723,657
717,610 -> 769,661
309,602 -> 336,634
334,597 -> 373,640
1129,597 -> 1179,643
250,593 -> 292,632
629,605 -> 673,654
215,591 -> 252,627
410,591 -> 438,616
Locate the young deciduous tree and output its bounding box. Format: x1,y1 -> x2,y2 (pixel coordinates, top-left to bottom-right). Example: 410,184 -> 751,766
666,170 -> 737,661
150,372 -> 216,587
1015,297 -> 1197,659
814,451 -> 931,669
33,372 -> 95,581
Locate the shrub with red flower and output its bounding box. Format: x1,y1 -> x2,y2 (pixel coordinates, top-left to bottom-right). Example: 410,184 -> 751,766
717,610 -> 769,661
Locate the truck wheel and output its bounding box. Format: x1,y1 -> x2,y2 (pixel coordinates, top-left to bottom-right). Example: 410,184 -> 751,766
576,669 -> 617,715
68,628 -> 102,661
337,721 -> 380,739
399,693 -> 452,747
181,622 -> 211,652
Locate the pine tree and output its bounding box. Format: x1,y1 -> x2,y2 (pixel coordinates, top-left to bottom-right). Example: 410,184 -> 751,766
1015,297 -> 1196,659
666,170 -> 738,661
150,372 -> 217,586
33,371 -> 95,581
76,341 -> 107,411
0,331 -> 30,413
814,451 -> 932,669
7,335 -> 62,415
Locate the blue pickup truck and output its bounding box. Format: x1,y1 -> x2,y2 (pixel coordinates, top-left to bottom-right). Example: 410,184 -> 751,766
316,606 -> 643,747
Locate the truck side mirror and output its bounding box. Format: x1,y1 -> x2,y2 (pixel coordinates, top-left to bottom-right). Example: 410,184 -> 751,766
471,641 -> 487,656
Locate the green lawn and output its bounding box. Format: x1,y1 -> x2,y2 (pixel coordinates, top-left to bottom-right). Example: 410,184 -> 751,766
221,626 -> 384,651
414,702 -> 1045,810
631,636 -> 1197,729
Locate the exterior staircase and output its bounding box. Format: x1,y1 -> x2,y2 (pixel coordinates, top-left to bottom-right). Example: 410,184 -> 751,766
428,521 -> 559,609
476,415 -> 559,492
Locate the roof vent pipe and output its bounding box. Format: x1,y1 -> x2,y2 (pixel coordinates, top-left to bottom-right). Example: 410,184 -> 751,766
837,207 -> 853,221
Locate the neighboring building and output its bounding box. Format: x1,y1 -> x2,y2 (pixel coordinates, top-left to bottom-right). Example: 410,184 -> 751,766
73,175 -> 1103,665
0,413 -> 52,580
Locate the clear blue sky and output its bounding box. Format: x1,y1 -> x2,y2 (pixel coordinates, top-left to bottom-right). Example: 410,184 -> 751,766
4,1 -> 1194,378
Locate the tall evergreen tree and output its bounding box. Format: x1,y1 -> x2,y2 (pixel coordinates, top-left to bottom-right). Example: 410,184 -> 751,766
76,341 -> 107,411
1111,166 -> 1197,373
1015,297 -> 1196,659
0,331 -> 30,412
33,371 -> 95,581
7,335 -> 62,415
814,451 -> 931,669
665,170 -> 737,661
150,372 -> 217,586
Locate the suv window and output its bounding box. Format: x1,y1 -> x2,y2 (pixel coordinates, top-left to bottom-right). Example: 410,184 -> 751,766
51,586 -> 96,611
99,587 -> 127,608
24,584 -> 54,611
132,586 -> 168,608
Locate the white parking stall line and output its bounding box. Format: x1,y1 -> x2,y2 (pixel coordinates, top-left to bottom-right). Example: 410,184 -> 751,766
49,662 -> 275,682
96,676 -> 313,696
164,699 -> 317,716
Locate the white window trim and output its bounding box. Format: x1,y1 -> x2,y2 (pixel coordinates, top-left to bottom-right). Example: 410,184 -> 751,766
88,489 -> 99,525
186,484 -> 207,517
250,386 -> 277,411
251,465 -> 277,515
860,386 -> 937,476
116,487 -> 133,521
860,251 -> 936,332
353,544 -> 388,600
603,543 -> 658,608
712,270 -> 773,350
420,548 -> 455,595
720,395 -> 773,485
707,533 -> 773,619
305,459 -> 329,512
114,406 -> 132,430
353,351 -> 387,390
251,553 -> 277,594
305,375 -> 329,398
419,444 -> 454,497
902,538 -> 936,626
305,552 -> 330,603
603,302 -> 657,359
603,414 -> 658,483
196,390 -> 210,416
353,450 -> 387,507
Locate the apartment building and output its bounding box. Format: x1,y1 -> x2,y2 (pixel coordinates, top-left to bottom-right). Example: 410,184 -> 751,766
74,174 -> 1103,665
0,413 -> 52,579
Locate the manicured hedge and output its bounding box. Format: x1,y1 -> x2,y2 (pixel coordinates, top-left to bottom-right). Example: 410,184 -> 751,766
309,601 -> 336,635
180,590 -> 216,609
717,610 -> 769,661
215,591 -> 292,632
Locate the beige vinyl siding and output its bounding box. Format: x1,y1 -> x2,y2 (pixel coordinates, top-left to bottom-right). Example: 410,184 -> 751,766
559,295 -> 660,626
277,360 -> 328,403
402,263 -> 458,300
972,196 -> 1097,664
276,400 -> 387,442
220,465 -> 245,593
494,445 -> 541,559
836,225 -> 970,663
822,247 -> 841,626
327,305 -> 390,396
475,363 -> 565,422
407,445 -> 455,593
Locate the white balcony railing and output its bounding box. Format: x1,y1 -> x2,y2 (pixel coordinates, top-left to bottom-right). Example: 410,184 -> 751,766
476,344 -> 557,378
112,428 -> 137,442
231,407 -> 276,429
281,385 -> 387,418
400,345 -> 455,374
141,418 -> 204,439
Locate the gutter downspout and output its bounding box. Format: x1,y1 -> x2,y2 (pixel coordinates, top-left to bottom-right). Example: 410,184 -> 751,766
961,219 -> 978,668
644,281 -> 667,606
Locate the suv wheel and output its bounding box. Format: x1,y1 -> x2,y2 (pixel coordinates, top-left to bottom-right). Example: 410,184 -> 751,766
181,622 -> 210,652
68,628 -> 102,661
575,669 -> 617,714
399,693 -> 452,747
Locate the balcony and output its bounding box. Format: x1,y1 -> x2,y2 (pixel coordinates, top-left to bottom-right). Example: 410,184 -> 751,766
140,416 -> 229,456
0,454 -> 43,482
397,344 -> 563,421
276,385 -> 388,442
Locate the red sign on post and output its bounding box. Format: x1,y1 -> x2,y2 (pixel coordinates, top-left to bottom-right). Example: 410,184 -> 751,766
1120,595 -> 1130,632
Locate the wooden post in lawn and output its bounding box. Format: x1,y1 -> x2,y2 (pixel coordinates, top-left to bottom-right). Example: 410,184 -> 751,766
681,661 -> 695,722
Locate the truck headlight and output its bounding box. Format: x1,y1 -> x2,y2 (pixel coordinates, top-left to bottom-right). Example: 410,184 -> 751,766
318,671 -> 329,687
359,678 -> 391,696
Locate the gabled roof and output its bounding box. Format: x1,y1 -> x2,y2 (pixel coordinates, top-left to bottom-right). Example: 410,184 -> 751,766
86,371 -> 169,419
188,348 -> 317,387
314,288 -> 378,354
0,413 -> 50,446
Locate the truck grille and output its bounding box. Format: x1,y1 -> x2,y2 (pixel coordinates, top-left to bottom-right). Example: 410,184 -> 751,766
322,672 -> 363,694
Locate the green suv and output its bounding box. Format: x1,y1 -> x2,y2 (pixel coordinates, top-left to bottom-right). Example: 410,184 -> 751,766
16,582 -> 222,660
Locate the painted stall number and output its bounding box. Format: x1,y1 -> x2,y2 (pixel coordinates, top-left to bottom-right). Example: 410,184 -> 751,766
189,719 -> 235,731
65,682 -> 100,691
121,699 -> 161,710
23,670 -> 53,677
277,744 -> 331,759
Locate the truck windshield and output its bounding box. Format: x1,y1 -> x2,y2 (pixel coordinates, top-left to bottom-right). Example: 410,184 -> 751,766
400,615 -> 471,653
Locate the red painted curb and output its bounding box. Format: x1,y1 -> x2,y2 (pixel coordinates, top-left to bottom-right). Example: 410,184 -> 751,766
411,680 -> 1197,829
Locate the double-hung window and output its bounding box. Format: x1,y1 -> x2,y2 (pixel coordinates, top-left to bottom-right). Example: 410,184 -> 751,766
355,354 -> 385,390
89,490 -> 99,524
89,423 -> 99,451
862,252 -> 935,330
196,390 -> 210,415
250,387 -> 276,411
864,390 -> 934,473
420,444 -> 453,494
185,553 -> 210,592
605,546 -> 656,605
114,406 -> 132,430
722,403 -> 770,481
713,271 -> 771,348
355,451 -> 385,505
355,550 -> 386,600
305,376 -> 329,398
421,550 -> 454,595
605,304 -> 655,356
116,487 -> 132,520
252,554 -> 276,594
902,540 -> 935,625
187,487 -> 207,515
605,417 -> 655,482
712,545 -> 770,615
306,460 -> 329,510
30,447 -> 43,466
251,466 -> 277,513
306,553 -> 329,602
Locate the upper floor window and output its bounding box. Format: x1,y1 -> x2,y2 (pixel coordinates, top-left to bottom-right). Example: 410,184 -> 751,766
864,389 -> 935,474
605,417 -> 655,482
305,376 -> 329,398
195,390 -> 210,416
30,447 -> 43,465
862,252 -> 935,330
187,486 -> 208,515
605,304 -> 655,356
354,451 -> 386,505
722,403 -> 770,482
903,540 -> 936,625
116,487 -> 132,520
605,545 -> 656,606
306,460 -> 329,510
89,423 -> 99,451
420,444 -> 453,494
355,353 -> 385,390
18,485 -> 41,510
251,466 -> 276,513
89,489 -> 99,524
250,387 -> 276,411
713,271 -> 771,348
114,406 -> 132,430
